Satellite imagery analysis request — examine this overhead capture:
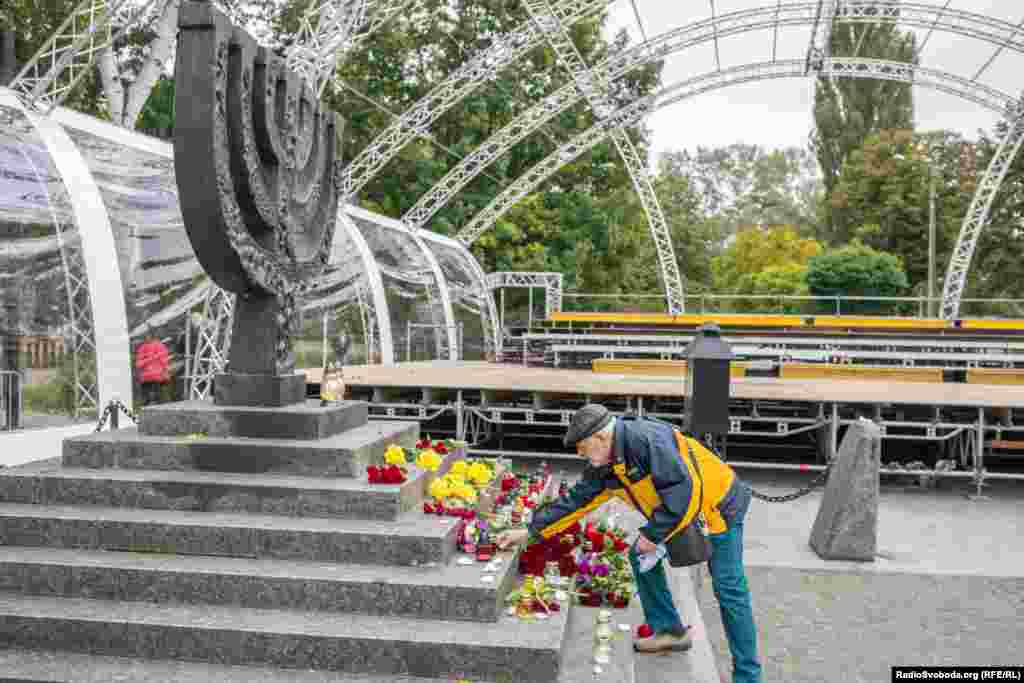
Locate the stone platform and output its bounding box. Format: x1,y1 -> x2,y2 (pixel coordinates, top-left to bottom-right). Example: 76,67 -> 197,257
0,398 -> 585,682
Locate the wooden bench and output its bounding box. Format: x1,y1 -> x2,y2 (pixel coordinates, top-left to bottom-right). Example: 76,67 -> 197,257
778,363 -> 943,383
966,368 -> 1024,385
591,359 -> 747,378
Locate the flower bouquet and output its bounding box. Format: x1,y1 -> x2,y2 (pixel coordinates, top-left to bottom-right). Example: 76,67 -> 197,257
366,444 -> 409,484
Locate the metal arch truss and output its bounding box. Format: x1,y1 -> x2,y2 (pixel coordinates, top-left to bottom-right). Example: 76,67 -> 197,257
187,284 -> 234,401
458,57 -> 1017,249
443,0 -> 1024,243
337,0 -> 610,200
486,272 -> 564,318
287,0 -> 420,96
805,0 -> 837,74
288,0 -> 369,95
520,0 -> 683,314
8,0 -> 134,112
941,99 -> 1024,319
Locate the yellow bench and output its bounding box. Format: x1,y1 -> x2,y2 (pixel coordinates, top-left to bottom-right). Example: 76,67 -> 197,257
965,368 -> 1024,385
779,363 -> 943,383
591,359 -> 747,378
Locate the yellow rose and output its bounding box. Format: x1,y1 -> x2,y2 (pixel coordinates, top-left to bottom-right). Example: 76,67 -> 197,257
467,462 -> 493,486
429,478 -> 451,500
416,449 -> 442,472
453,483 -> 477,503
450,461 -> 469,477
384,445 -> 407,466
444,472 -> 466,486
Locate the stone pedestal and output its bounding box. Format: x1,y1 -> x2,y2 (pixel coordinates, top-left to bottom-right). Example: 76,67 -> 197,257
809,418 -> 881,561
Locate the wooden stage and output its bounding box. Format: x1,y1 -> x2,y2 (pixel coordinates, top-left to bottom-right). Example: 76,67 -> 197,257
308,361 -> 1024,410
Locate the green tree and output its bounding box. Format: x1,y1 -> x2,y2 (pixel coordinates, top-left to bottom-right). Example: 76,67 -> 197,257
136,75 -> 174,137
805,241 -> 909,314
812,16 -> 918,233
829,129 -> 971,290
710,224 -> 821,311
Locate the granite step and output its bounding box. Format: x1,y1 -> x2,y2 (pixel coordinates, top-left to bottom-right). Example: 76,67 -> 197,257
62,421 -> 419,477
0,504 -> 458,566
137,400 -> 368,440
0,593 -> 569,682
0,545 -> 519,622
0,648 -> 472,683
0,460 -> 423,521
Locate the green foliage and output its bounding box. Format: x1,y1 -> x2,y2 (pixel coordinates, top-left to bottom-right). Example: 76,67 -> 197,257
136,75 -> 175,137
805,242 -> 909,314
21,352 -> 86,416
828,129 -> 972,292
711,225 -> 822,312
812,19 -> 918,208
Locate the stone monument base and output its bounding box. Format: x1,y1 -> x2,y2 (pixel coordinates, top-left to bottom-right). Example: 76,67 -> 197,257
214,372 -> 307,407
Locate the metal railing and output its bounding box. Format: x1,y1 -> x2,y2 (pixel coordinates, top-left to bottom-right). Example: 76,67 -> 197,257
556,293 -> 1024,319
0,370 -> 22,431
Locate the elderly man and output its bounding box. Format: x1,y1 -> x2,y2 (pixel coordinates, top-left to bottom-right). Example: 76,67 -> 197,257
497,404 -> 761,683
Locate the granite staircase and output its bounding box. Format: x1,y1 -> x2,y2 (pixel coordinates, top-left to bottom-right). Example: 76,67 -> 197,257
0,399 -> 590,682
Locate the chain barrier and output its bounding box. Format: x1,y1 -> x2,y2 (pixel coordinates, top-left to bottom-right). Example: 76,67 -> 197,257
746,461 -> 834,503
93,399 -> 138,433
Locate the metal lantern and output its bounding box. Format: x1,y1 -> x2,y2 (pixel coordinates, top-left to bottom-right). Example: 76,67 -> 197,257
684,322 -> 734,435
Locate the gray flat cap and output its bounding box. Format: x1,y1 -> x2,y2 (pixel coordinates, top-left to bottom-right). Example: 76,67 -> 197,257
564,403 -> 613,447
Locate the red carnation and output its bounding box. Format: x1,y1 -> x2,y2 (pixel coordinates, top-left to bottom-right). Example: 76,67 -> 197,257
367,465 -> 381,483
416,438 -> 430,449
613,537 -> 628,552
423,502 -> 435,514
435,443 -> 448,455
383,465 -> 405,484
637,624 -> 653,638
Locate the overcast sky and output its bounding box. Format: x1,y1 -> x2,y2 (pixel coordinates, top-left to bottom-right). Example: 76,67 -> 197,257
602,0 -> 1022,162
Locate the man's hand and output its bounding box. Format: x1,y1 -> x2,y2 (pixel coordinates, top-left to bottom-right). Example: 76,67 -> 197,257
496,528 -> 529,549
635,534 -> 658,555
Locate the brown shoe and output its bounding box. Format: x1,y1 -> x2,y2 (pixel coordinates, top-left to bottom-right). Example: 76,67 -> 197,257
633,628 -> 692,654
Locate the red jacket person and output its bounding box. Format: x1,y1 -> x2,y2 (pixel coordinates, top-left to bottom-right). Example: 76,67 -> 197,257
497,404 -> 761,682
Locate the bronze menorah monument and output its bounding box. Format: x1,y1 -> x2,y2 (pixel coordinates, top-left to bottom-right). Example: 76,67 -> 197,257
174,0 -> 342,406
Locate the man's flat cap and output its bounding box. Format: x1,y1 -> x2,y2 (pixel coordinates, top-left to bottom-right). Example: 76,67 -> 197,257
564,403 -> 613,447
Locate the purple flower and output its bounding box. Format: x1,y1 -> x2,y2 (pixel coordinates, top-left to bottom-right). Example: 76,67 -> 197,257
577,559 -> 592,576
593,563 -> 610,578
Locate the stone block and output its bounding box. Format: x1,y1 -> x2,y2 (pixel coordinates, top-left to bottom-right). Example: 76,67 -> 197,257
809,418 -> 881,561
0,505 -> 458,566
138,400 -> 368,440
0,546 -> 518,622
0,462 -> 423,521
61,422 -> 419,477
0,593 -> 567,681
214,373 -> 306,408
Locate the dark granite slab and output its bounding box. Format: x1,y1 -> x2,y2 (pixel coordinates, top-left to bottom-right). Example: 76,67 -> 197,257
0,505 -> 457,566
62,421 -> 418,477
214,373 -> 307,408
0,592 -> 567,681
138,400 -> 368,440
0,461 -> 423,520
0,545 -> 518,622
0,648 -> 468,683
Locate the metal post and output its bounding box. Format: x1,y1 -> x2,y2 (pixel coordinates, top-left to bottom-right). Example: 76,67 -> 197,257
500,288 -> 506,336
456,389 -> 465,440
528,287 -> 534,329
928,165 -> 937,318
970,407 -> 990,501
406,321 -> 411,362
184,313 -> 191,397
830,403 -> 839,461
835,297 -> 841,316
110,401 -> 119,430
322,311 -> 328,368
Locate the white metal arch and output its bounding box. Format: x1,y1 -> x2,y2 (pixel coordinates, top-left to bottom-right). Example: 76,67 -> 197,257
346,206 -> 458,361
524,0 -> 683,313
336,0 -> 610,200
0,88 -> 132,415
456,57 -> 1017,247
406,0 -> 1024,243
337,209 -> 396,364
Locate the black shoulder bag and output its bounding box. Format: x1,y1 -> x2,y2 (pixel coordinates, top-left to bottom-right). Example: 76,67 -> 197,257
613,432 -> 712,567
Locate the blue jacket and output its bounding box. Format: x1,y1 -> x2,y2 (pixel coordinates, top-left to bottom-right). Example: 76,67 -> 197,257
528,416 -> 748,543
